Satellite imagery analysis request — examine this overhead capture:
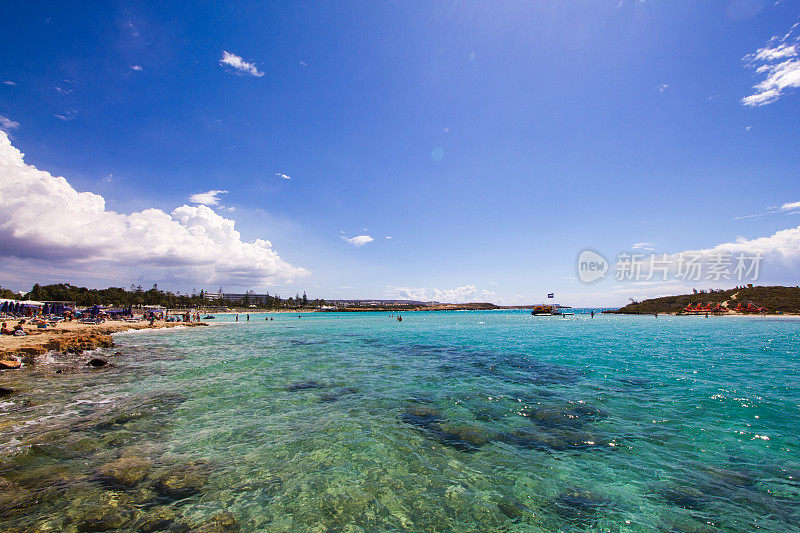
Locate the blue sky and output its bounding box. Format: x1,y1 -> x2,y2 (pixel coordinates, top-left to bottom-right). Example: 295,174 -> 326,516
1,1 -> 799,305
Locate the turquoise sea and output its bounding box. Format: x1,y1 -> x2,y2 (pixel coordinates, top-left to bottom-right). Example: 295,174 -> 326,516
1,311 -> 799,531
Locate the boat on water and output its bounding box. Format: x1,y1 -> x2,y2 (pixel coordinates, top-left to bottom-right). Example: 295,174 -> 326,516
203,315 -> 215,320
531,304 -> 571,316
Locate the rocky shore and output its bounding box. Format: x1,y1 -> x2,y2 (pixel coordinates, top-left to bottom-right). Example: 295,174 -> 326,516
0,385 -> 243,532
0,321 -> 208,366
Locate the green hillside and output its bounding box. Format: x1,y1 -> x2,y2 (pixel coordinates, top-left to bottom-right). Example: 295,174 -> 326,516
607,286 -> 800,315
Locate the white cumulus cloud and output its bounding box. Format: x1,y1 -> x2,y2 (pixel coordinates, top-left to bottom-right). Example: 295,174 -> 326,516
188,189 -> 228,206
220,51 -> 264,77
741,21 -> 800,106
275,172 -> 292,180
0,131 -> 307,285
131,65 -> 143,71
678,226 -> 800,263
342,235 -> 374,246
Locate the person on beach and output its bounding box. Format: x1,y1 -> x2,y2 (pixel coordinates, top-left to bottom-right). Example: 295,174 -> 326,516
0,322 -> 13,335
590,311 -> 594,318
246,314 -> 250,322
235,314 -> 239,322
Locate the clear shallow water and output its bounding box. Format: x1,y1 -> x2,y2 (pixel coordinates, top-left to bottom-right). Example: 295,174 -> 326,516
1,311 -> 799,531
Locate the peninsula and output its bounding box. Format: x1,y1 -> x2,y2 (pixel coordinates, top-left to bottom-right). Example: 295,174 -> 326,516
606,285 -> 800,315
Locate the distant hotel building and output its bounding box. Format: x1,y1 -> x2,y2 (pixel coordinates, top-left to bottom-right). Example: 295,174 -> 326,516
204,290 -> 270,304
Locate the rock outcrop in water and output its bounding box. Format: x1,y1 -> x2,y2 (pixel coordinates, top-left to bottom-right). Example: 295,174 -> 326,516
402,405 -> 493,452
97,456 -> 151,487
0,321 -> 208,363
152,462 -> 210,501
192,511 -> 241,532
86,357 -> 110,368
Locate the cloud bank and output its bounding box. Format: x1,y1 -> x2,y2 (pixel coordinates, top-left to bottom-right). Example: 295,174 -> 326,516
220,51 -> 264,77
0,131 -> 307,286
387,285 -> 496,304
742,21 -> 800,106
680,225 -> 800,264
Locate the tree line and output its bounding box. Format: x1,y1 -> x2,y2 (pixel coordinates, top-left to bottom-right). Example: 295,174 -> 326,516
0,283 -> 325,310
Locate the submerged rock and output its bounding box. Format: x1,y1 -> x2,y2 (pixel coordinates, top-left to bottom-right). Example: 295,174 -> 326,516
99,430 -> 139,448
29,442 -> 79,460
0,476 -> 35,517
135,505 -> 188,533
437,422 -> 492,450
401,404 -> 493,451
0,385 -> 16,396
499,427 -> 612,452
657,509 -> 719,533
0,359 -> 22,370
401,405 -> 443,430
191,511 -> 240,532
519,401 -> 607,429
98,456 -> 151,487
318,386 -> 358,403
551,489 -> 609,523
152,464 -> 208,501
701,466 -> 755,488
86,358 -> 109,368
496,498 -> 528,520
66,497 -> 135,532
284,380 -> 324,391
661,485 -> 707,510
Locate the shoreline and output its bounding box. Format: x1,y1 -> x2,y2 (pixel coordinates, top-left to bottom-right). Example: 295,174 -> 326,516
0,320 -> 208,365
